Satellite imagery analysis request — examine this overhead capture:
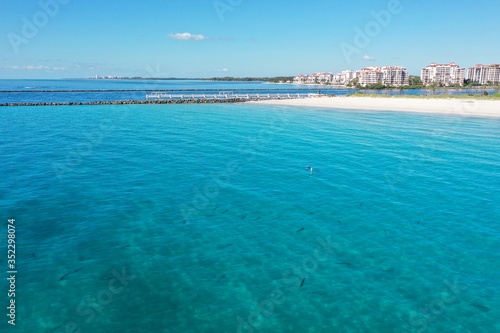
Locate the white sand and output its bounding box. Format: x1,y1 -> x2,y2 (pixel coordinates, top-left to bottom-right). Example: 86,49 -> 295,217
250,96 -> 500,118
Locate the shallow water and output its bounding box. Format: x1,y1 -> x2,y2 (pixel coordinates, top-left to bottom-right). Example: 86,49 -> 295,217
1,102 -> 499,332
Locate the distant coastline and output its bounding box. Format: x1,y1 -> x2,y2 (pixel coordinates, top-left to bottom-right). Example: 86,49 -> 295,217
82,76 -> 500,91
85,76 -> 295,83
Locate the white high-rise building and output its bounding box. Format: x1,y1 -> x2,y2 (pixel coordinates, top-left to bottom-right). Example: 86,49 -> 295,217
381,66 -> 409,86
293,72 -> 333,84
333,70 -> 360,85
296,66 -> 408,87
467,64 -> 500,84
421,62 -> 465,86
293,74 -> 308,84
359,67 -> 384,86
357,66 -> 408,86
313,72 -> 334,84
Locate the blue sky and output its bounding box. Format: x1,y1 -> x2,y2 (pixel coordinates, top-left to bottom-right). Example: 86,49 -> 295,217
1,0 -> 499,79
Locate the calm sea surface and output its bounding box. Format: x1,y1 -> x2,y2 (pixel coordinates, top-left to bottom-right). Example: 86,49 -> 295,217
1,79 -> 495,104
1,80 -> 499,332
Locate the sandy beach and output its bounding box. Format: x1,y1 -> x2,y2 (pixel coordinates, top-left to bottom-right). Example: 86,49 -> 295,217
251,96 -> 500,118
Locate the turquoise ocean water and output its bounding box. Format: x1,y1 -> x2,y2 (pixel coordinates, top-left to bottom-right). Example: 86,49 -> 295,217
1,99 -> 500,332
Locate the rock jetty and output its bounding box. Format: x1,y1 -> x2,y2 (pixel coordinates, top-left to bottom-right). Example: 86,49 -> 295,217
0,98 -> 250,107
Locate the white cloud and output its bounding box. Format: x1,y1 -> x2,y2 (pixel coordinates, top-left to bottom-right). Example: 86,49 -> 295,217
363,55 -> 376,61
168,32 -> 206,41
221,68 -> 229,72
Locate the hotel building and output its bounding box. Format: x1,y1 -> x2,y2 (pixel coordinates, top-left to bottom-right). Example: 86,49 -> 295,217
358,66 -> 409,86
293,72 -> 333,84
421,62 -> 465,86
293,74 -> 309,84
381,66 -> 409,86
467,64 -> 500,84
359,67 -> 384,86
333,70 -> 360,85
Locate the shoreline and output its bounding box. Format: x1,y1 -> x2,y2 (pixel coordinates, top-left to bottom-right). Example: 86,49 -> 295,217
250,96 -> 500,118
2,96 -> 499,119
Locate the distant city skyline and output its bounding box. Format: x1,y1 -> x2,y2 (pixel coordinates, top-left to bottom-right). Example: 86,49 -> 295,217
1,0 -> 499,79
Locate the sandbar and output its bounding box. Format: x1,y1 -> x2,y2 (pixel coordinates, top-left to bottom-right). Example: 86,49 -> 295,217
250,96 -> 500,118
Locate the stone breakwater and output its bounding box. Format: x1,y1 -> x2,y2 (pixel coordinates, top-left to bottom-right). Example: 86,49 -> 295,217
0,98 -> 252,107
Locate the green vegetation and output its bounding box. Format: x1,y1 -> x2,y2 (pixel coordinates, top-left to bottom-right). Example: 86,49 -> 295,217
461,79 -> 498,87
350,92 -> 500,100
330,76 -> 500,91
351,76 -> 425,90
346,77 -> 359,87
407,76 -> 423,88
206,76 -> 294,83
360,82 -> 387,89
94,76 -> 296,83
